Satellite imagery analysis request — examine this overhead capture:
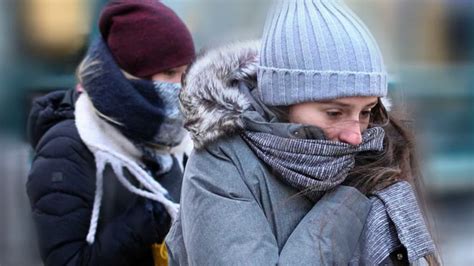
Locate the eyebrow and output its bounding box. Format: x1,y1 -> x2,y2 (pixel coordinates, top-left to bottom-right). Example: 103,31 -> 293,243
168,66 -> 184,71
320,100 -> 378,108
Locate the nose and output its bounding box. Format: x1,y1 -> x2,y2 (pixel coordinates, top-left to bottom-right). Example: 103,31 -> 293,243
337,122 -> 362,146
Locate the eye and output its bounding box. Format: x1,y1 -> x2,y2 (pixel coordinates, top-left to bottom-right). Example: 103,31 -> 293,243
326,111 -> 342,118
360,110 -> 372,119
164,70 -> 177,76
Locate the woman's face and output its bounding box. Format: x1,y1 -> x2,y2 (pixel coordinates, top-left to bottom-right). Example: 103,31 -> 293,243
151,65 -> 188,83
288,96 -> 379,146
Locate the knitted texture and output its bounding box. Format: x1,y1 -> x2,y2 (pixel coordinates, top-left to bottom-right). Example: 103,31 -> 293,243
99,0 -> 195,78
362,181 -> 436,264
258,0 -> 388,106
242,126 -> 385,201
80,38 -> 165,142
242,119 -> 435,263
75,93 -> 179,244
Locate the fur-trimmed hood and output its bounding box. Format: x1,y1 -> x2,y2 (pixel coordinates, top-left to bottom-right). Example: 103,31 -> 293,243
180,41 -> 259,149
180,41 -> 392,149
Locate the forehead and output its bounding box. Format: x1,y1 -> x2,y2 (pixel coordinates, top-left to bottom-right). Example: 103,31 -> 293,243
318,96 -> 379,107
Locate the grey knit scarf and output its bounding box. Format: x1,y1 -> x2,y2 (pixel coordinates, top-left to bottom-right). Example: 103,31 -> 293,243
360,181 -> 436,265
242,127 -> 385,200
241,117 -> 435,264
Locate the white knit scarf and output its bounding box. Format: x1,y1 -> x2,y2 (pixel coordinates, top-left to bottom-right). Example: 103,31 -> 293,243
75,92 -> 180,244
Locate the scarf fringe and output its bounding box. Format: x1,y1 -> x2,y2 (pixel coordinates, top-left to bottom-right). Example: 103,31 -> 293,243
75,93 -> 179,245
242,120 -> 434,263
364,181 -> 436,264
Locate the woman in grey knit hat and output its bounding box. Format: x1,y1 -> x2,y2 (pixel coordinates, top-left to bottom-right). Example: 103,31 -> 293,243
166,0 -> 439,265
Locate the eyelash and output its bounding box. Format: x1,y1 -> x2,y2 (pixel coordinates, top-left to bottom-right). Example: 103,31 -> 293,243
325,110 -> 372,119
326,111 -> 342,117
360,110 -> 372,119
165,70 -> 176,76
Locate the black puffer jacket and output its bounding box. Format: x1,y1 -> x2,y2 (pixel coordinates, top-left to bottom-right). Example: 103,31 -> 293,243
26,89 -> 183,265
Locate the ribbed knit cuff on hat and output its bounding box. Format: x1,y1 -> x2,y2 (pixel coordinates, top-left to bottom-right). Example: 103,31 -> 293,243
257,0 -> 388,106
258,67 -> 387,106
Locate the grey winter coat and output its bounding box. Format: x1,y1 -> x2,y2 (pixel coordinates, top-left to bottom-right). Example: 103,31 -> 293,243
166,41 -> 408,265
168,135 -> 374,265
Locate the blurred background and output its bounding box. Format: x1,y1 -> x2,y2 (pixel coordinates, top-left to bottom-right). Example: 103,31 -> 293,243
0,0 -> 473,265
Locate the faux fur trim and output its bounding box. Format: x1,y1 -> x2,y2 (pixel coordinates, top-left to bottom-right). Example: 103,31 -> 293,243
180,41 -> 260,149
181,40 -> 392,149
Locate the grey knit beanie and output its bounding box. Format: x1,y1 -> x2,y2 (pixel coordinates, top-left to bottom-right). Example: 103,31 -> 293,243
258,0 -> 388,106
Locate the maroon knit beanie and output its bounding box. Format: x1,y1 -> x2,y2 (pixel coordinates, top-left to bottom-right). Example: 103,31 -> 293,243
99,0 -> 195,78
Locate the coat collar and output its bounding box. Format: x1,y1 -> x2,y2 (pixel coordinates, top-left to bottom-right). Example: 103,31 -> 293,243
180,41 -> 259,148
180,40 -> 392,149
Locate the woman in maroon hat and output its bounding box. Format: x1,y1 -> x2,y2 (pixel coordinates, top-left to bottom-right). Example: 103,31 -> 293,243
26,1 -> 195,265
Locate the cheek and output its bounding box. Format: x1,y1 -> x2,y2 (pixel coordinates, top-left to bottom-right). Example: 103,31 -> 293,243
288,107 -> 344,140
169,76 -> 182,84
288,107 -> 327,128
151,73 -> 182,83
169,73 -> 185,84
151,74 -> 166,82
360,123 -> 369,132
321,127 -> 339,141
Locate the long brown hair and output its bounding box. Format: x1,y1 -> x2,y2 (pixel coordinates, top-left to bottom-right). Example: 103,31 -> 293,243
347,101 -> 440,265
344,100 -> 409,193
270,100 -> 441,265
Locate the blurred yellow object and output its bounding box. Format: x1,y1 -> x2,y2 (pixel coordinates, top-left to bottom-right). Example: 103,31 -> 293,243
152,241 -> 169,266
22,0 -> 91,57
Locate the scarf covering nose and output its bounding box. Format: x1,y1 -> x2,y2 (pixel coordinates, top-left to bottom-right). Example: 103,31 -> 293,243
241,113 -> 435,264
80,37 -> 166,143
242,126 -> 385,200
134,81 -> 187,175
151,80 -> 186,147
